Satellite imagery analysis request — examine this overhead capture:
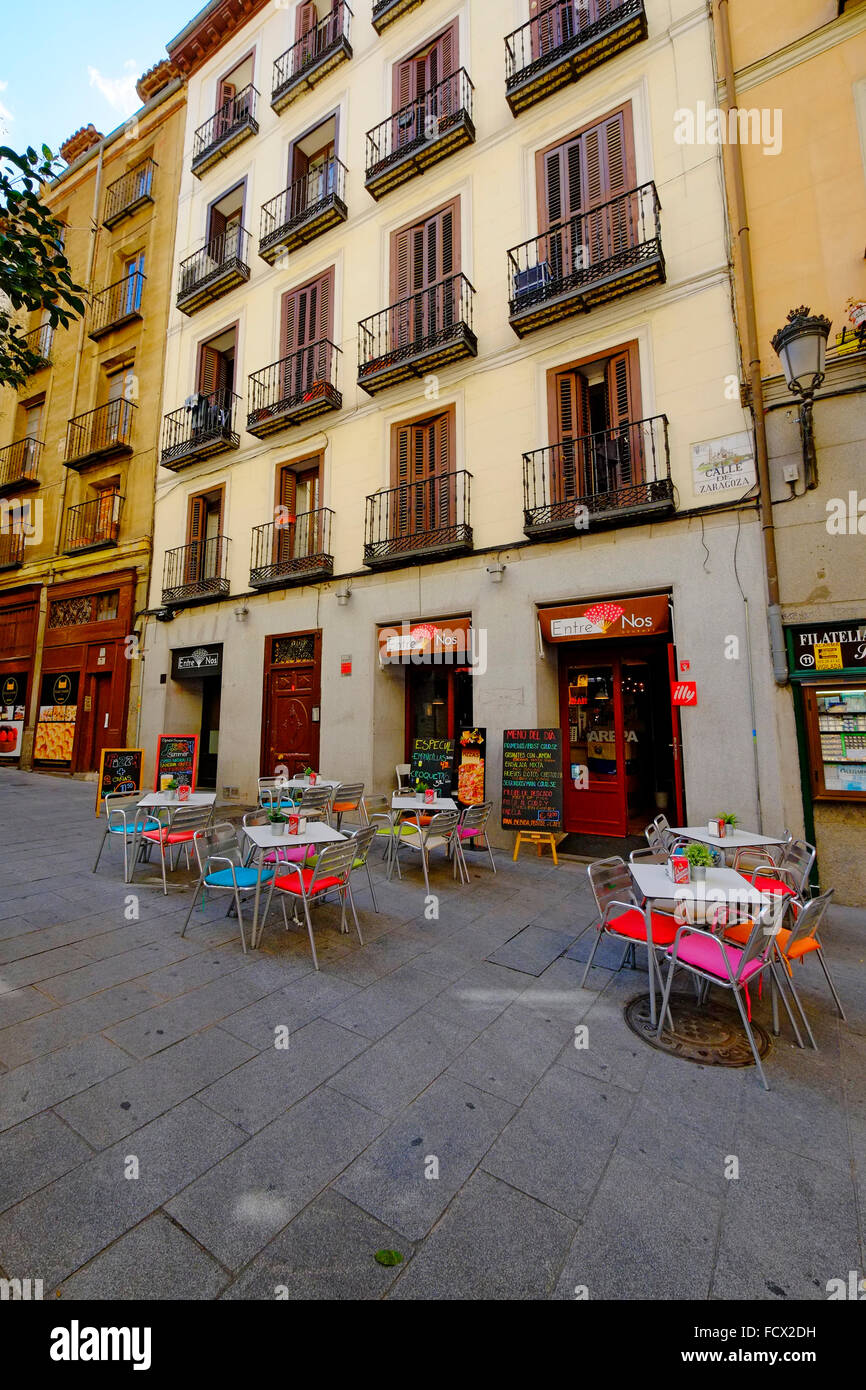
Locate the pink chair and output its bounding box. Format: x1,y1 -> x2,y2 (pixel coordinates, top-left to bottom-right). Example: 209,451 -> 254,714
452,801 -> 496,879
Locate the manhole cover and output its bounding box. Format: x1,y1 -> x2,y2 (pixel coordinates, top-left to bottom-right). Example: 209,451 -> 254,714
624,993 -> 771,1068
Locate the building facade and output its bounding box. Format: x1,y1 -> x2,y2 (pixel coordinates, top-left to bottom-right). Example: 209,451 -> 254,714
0,64 -> 186,776
140,0 -> 790,852
716,0 -> 866,901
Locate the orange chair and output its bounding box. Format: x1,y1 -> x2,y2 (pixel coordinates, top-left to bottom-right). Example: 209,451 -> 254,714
332,782 -> 364,830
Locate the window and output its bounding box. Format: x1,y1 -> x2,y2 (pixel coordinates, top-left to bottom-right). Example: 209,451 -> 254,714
122,251 -> 145,314
803,685 -> 866,801
289,114 -> 338,214
537,105 -> 636,275
393,20 -> 458,139
391,407 -> 456,536
207,184 -> 244,259
198,327 -> 236,399
548,344 -> 641,498
185,487 -> 225,584
391,199 -> 459,345
104,365 -> 135,444
22,399 -> 44,439
215,52 -> 254,126
280,269 -> 334,391
276,458 -> 322,559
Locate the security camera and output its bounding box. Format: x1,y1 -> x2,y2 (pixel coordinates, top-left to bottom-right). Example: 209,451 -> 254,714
154,607 -> 175,623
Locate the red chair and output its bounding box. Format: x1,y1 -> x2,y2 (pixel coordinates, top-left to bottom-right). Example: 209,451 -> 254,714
259,837 -> 361,966
580,856 -> 678,988
139,804 -> 213,894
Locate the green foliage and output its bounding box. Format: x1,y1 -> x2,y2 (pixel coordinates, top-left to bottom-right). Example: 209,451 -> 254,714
374,1249 -> 404,1267
685,842 -> 714,868
0,144 -> 87,388
719,811 -> 738,827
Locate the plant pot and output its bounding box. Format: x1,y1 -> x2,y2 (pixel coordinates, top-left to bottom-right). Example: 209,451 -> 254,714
691,865 -> 707,882
270,822 -> 285,837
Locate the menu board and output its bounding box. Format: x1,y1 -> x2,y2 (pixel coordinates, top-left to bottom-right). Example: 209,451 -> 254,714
456,727 -> 486,809
154,734 -> 198,791
410,737 -> 455,793
501,729 -> 563,831
34,670 -> 79,763
0,670 -> 28,760
96,748 -> 144,813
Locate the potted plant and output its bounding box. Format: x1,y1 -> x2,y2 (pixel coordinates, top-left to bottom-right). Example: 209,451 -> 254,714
717,812 -> 738,838
165,777 -> 179,801
266,809 -> 286,837
414,779 -> 428,801
685,842 -> 714,881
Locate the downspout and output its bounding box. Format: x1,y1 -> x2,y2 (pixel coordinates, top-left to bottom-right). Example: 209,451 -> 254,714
713,1 -> 788,686
51,140 -> 105,555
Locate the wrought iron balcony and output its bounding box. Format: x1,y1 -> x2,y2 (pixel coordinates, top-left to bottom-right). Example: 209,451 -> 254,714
507,182 -> 663,337
522,415 -> 672,537
163,535 -> 231,605
65,400 -> 137,470
0,530 -> 25,571
372,0 -> 426,34
177,226 -> 251,315
22,323 -> 53,370
0,438 -> 42,494
88,272 -> 145,340
63,491 -> 124,554
272,2 -> 353,114
103,157 -> 157,227
259,159 -> 348,262
505,0 -> 647,116
160,388 -> 240,471
248,340 -> 342,437
365,68 -> 475,199
250,508 -> 334,588
364,469 -> 472,567
191,85 -> 259,177
358,273 -> 476,395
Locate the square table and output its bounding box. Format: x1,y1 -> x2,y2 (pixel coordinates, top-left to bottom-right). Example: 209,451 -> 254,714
392,795 -> 457,812
628,862 -> 771,1027
244,821 -> 346,947
670,826 -> 786,867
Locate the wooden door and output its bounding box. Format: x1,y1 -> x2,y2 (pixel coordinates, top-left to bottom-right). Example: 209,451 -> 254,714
80,672 -> 113,774
393,21 -> 458,146
275,464 -> 320,565
217,79 -> 236,136
602,348 -> 641,491
261,632 -> 322,778
540,108 -> 633,281
295,1 -> 319,70
553,367 -> 590,503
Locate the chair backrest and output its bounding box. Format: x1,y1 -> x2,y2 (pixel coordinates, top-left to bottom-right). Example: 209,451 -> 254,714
166,804 -> 213,835
242,808 -> 268,830
348,823 -> 377,866
653,815 -> 678,851
362,794 -> 390,815
103,790 -> 142,822
425,809 -> 459,840
778,839 -> 816,894
396,763 -> 411,790
192,821 -> 240,874
333,782 -> 364,810
587,857 -> 638,917
460,801 -> 492,833
783,888 -> 833,956
308,837 -> 357,891
298,785 -> 334,814
734,896 -> 787,978
644,821 -> 667,857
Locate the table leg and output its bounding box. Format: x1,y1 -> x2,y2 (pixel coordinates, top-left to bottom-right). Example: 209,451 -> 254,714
644,896 -> 658,1029
251,850 -> 264,949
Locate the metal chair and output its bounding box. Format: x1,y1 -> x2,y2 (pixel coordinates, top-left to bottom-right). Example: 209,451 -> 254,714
181,822 -> 278,953
92,791 -> 160,882
258,775 -> 296,813
653,814 -> 679,851
452,802 -> 496,879
138,803 -> 214,894
241,808 -> 316,870
296,784 -> 335,824
260,837 -> 362,968
738,838 -> 815,905
392,809 -> 465,892
581,856 -> 679,989
396,763 -> 412,791
331,782 -> 365,830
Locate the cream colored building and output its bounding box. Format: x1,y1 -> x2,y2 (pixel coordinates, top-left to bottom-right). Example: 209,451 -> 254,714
139,0 -> 789,856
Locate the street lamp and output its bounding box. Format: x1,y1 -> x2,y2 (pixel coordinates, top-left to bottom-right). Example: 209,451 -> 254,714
771,306 -> 832,487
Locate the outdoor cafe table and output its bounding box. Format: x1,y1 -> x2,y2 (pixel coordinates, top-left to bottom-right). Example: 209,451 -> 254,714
628,861 -> 772,1028
387,795 -> 459,880
670,826 -> 787,865
128,791 -> 217,883
243,820 -> 346,948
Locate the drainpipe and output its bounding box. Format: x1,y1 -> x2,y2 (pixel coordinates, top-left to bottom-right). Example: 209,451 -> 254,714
713,1 -> 788,686
52,140 -> 105,556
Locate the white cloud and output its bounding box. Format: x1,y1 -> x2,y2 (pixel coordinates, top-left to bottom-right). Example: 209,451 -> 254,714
0,79 -> 13,128
88,61 -> 139,119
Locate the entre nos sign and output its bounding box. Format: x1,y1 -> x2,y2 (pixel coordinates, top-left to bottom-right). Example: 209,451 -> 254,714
539,596 -> 670,643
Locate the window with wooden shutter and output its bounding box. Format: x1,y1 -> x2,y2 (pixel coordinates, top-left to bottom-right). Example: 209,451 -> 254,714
391,200 -> 459,349
391,408 -> 455,538
185,493 -> 206,583
548,343 -> 642,502
280,268 -> 334,399
530,0 -> 577,61
603,349 -> 641,489
553,368 -> 590,501
538,105 -> 635,280
392,19 -> 459,146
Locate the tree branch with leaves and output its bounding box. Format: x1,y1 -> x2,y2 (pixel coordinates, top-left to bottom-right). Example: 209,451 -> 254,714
0,144 -> 88,389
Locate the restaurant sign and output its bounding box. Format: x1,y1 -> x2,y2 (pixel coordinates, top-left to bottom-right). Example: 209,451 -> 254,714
378,617 -> 472,665
538,595 -> 670,643
171,644 -> 223,680
789,622 -> 866,675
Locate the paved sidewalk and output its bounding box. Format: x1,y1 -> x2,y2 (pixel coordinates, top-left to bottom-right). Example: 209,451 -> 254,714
0,771 -> 863,1300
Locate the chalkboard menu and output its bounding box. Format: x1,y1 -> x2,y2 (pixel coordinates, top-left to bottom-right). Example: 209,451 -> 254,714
501,729 -> 563,830
96,748 -> 144,813
154,734 -> 199,791
411,737 -> 455,793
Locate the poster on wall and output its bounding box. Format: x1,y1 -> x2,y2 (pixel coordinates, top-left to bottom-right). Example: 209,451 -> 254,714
456,727 -> 486,810
410,737 -> 455,793
501,729 -> 563,831
34,671 -> 79,763
691,433 -> 756,496
154,734 -> 199,790
95,748 -> 145,814
0,671 -> 28,759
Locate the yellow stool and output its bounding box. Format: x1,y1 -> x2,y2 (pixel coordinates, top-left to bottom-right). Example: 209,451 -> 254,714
512,831 -> 558,865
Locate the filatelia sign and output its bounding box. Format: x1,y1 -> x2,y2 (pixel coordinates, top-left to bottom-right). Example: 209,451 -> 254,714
171,645 -> 223,679
789,623 -> 866,674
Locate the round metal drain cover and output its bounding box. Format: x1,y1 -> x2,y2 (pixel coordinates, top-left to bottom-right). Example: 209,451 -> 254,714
624,993 -> 771,1068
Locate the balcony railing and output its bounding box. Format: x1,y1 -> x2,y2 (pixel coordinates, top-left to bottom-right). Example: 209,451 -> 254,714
372,0 -> 426,34
177,226 -> 251,314
522,415 -> 672,536
88,272 -> 145,340
248,340 -> 342,437
259,158 -> 348,262
22,323 -> 53,370
358,272 -> 477,395
0,530 -> 25,571
192,85 -> 259,177
63,491 -> 124,554
0,438 -> 42,494
505,0 -> 647,116
250,508 -> 334,588
65,400 -> 137,469
103,157 -> 157,227
272,2 -> 353,112
364,469 -> 472,566
507,182 -> 664,336
365,68 -> 475,199
163,535 -> 231,605
160,388 -> 240,471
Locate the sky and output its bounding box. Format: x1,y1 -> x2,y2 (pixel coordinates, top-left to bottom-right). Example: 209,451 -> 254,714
0,1 -> 198,159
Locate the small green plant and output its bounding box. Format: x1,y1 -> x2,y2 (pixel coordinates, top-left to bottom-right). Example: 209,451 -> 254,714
266,809 -> 286,825
414,779 -> 429,793
166,777 -> 179,791
302,765 -> 314,776
685,843 -> 714,868
719,811 -> 738,827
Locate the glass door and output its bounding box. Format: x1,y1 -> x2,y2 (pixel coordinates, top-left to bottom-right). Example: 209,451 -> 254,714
560,656 -> 627,836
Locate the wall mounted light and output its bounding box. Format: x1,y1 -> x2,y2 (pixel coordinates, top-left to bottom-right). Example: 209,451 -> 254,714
771,306 -> 832,488
336,583 -> 351,607
234,604 -> 249,622
486,562 -> 506,584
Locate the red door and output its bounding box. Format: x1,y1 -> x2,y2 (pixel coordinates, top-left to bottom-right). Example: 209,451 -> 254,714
261,633 -> 322,777
560,650 -> 628,836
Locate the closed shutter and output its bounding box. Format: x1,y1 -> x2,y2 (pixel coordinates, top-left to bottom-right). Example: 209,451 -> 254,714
185,494 -> 206,582
540,108 -> 633,277
198,344 -> 227,398
276,466 -> 298,563
393,411 -> 452,537
296,1 -> 318,68
393,20 -> 458,143
209,205 -> 227,256
217,79 -> 236,135
554,369 -> 589,501
280,269 -> 333,397
604,350 -> 640,489
392,202 -> 458,346
530,1 -> 577,61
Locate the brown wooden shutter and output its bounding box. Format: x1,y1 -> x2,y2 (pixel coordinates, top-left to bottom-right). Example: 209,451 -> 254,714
555,370 -> 589,500
198,344 -> 225,397
296,1 -> 317,40
185,494 -> 206,581
604,349 -> 640,487
208,205 -> 227,251
394,422 -> 411,536
277,466 -> 298,562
